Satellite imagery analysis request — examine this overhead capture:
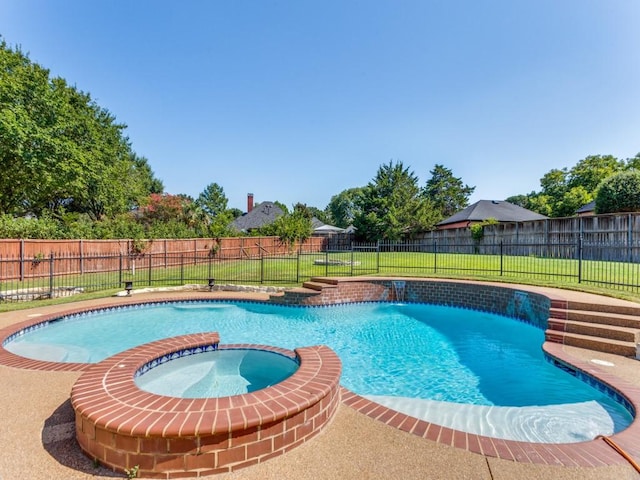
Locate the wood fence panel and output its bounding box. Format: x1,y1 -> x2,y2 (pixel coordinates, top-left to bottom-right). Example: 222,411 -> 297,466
0,236 -> 324,281
415,212 -> 640,262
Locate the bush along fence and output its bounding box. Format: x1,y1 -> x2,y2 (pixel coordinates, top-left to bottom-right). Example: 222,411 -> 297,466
2,237 -> 640,302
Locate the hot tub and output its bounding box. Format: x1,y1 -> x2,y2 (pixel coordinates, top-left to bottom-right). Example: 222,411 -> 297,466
71,332 -> 342,478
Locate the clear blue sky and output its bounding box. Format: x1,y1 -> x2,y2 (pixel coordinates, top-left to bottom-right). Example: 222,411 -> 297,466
1,1 -> 639,212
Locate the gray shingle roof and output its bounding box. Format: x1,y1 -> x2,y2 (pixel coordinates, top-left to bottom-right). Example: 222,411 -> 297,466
230,202 -> 284,232
576,200 -> 595,214
437,200 -> 548,226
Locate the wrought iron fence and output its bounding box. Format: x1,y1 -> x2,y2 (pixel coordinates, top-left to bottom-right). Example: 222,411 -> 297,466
2,238 -> 640,302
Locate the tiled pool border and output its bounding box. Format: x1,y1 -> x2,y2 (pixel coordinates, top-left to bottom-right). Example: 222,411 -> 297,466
1,278 -> 639,469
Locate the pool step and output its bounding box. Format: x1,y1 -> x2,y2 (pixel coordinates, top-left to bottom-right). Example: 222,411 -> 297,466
566,301 -> 640,317
546,303 -> 640,359
301,280 -> 338,292
549,307 -> 640,329
547,318 -> 640,343
546,331 -> 638,358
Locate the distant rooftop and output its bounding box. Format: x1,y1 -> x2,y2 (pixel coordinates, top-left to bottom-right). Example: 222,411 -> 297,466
437,200 -> 548,226
230,201 -> 284,232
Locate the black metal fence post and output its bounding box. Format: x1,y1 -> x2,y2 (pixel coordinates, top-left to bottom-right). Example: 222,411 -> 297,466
500,241 -> 503,276
260,250 -> 264,284
376,240 -> 380,273
49,253 -> 54,298
351,246 -> 355,276
119,254 -> 123,287
325,248 -> 329,277
578,236 -> 583,283
433,240 -> 437,273
208,253 -> 212,281
148,253 -> 152,286
20,239 -> 24,281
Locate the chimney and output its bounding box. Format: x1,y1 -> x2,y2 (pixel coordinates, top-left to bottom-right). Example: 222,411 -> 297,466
247,193 -> 254,213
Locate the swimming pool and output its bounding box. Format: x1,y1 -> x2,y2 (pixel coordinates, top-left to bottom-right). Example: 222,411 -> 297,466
4,300 -> 633,443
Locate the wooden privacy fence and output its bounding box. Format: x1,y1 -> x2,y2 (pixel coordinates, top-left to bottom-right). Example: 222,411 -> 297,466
417,212 -> 640,262
0,236 -> 325,281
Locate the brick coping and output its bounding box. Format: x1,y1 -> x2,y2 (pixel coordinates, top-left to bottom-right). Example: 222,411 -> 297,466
71,333 -> 342,477
1,280 -> 640,468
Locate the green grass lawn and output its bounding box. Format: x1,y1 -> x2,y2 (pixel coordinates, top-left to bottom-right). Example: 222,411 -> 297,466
2,250 -> 640,312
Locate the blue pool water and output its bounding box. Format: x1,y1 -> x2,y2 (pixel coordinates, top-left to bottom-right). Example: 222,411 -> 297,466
5,301 -> 633,442
135,349 -> 299,398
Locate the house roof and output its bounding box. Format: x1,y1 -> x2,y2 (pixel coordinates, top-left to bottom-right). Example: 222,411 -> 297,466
230,201 -> 284,232
576,200 -> 596,214
311,217 -> 325,229
312,217 -> 346,234
437,200 -> 548,226
314,224 -> 345,233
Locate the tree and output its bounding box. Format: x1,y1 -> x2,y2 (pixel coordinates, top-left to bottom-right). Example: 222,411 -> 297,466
567,155 -> 624,193
137,194 -> 192,226
510,155 -> 626,218
0,40 -> 159,219
196,183 -> 228,218
353,161 -> 438,241
557,186 -> 592,218
423,164 -> 475,220
131,153 -> 164,196
595,170 -> 640,214
260,203 -> 313,250
625,152 -> 640,170
505,194 -> 531,209
326,187 -> 364,228
306,205 -> 329,224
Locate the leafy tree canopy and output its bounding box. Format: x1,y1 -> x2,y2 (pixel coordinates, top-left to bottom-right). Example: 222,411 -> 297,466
0,40 -> 162,219
595,169 -> 640,214
353,160 -> 439,241
196,183 -> 228,218
423,164 -> 475,220
259,202 -> 313,249
511,154 -> 631,218
326,187 -> 364,229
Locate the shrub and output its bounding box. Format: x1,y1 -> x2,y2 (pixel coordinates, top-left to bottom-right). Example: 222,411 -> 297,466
595,170 -> 640,214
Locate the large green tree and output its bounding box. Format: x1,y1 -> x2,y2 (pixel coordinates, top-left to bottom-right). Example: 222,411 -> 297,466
510,155 -> 627,218
0,41 -> 161,219
423,164 -> 475,220
326,187 -> 364,229
567,155 -> 624,193
353,161 -> 437,241
196,183 -> 228,218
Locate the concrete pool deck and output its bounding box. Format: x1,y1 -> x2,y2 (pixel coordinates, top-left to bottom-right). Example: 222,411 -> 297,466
1,284 -> 640,479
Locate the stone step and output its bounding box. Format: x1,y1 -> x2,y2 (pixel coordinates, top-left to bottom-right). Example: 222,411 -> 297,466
545,330 -> 638,358
547,318 -> 640,343
549,307 -> 640,329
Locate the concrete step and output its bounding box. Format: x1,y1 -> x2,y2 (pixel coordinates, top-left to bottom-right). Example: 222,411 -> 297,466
549,307 -> 640,329
547,318 -> 640,343
545,330 -> 638,358
308,277 -> 340,286
301,281 -> 336,292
